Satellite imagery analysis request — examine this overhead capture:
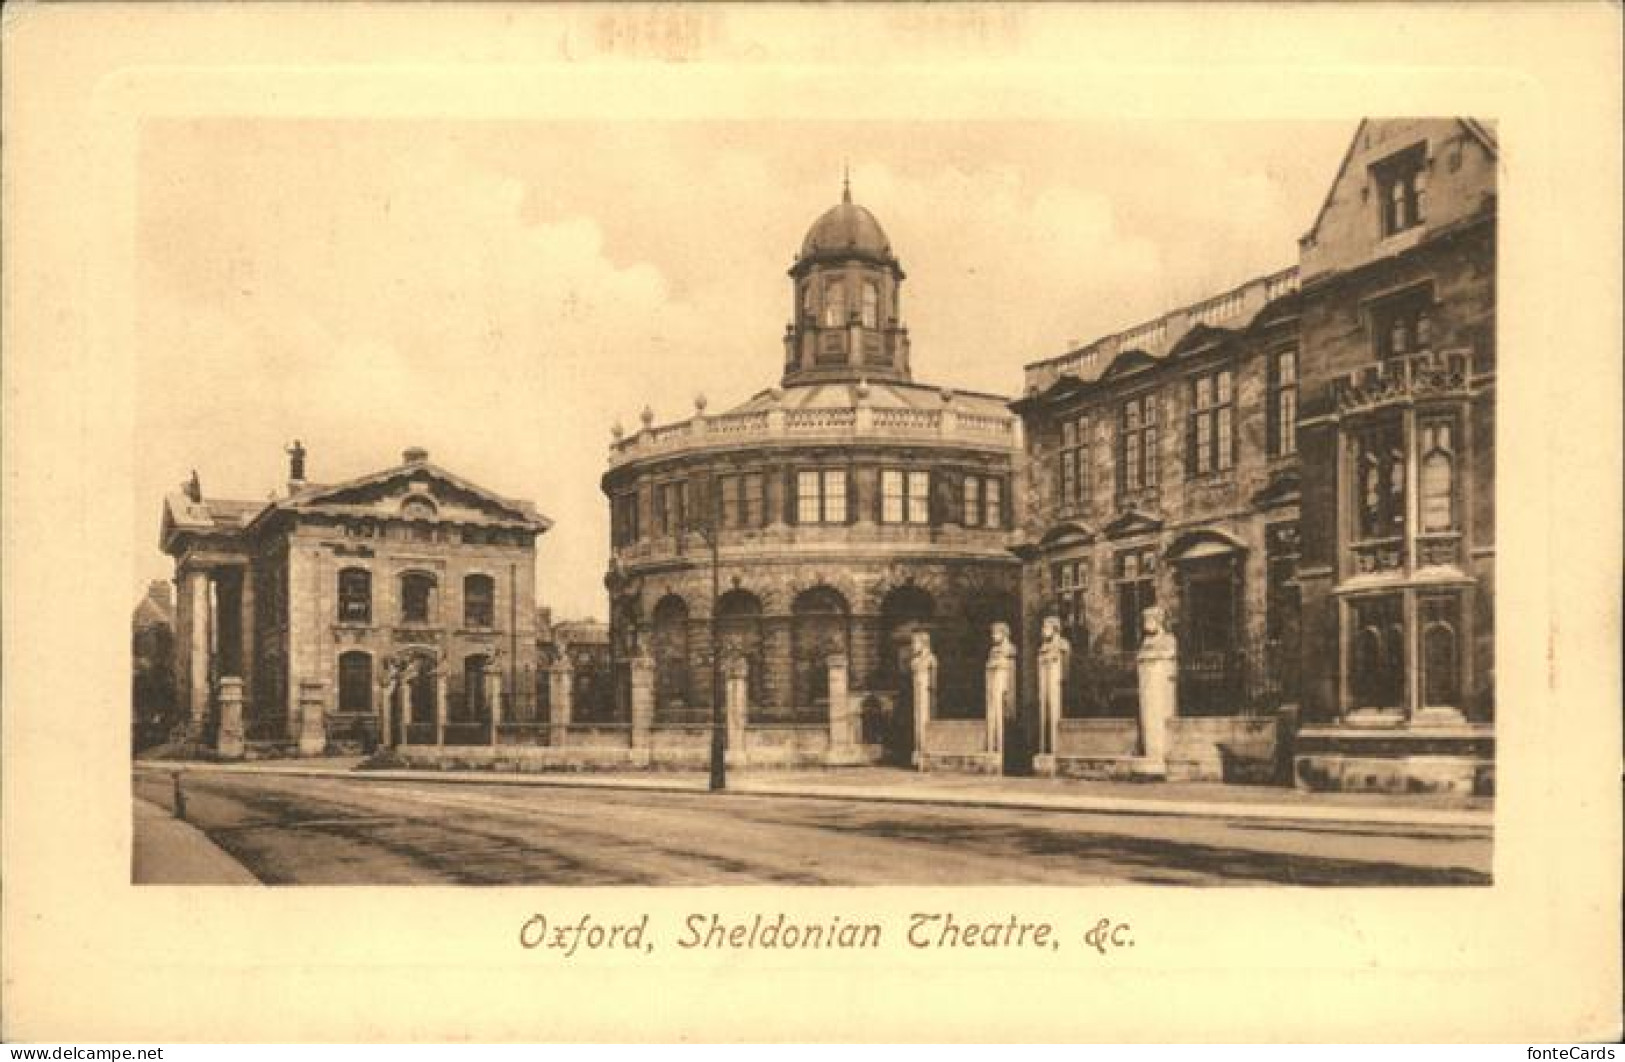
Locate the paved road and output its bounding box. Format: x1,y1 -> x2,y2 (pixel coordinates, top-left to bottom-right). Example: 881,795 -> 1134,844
132,770 -> 1491,886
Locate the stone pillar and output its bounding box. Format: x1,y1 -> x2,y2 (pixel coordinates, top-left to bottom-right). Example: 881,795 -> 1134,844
909,633 -> 937,771
487,666 -> 504,747
435,670 -> 448,747
826,654 -> 850,750
1136,607 -> 1179,779
549,656 -> 575,747
630,652 -> 655,754
296,679 -> 326,756
380,679 -> 398,750
724,655 -> 749,755
215,676 -> 245,759
181,568 -> 212,741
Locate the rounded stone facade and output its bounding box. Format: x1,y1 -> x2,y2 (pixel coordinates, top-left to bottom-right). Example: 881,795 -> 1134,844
602,189 -> 1021,763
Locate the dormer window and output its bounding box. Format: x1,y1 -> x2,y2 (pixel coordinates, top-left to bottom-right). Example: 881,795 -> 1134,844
1373,143 -> 1427,236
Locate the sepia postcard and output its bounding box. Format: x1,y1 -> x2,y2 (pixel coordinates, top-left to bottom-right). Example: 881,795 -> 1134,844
3,1 -> 1620,1044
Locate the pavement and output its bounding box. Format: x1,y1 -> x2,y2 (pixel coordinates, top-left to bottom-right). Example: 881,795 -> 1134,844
132,757 -> 1493,830
132,796 -> 260,884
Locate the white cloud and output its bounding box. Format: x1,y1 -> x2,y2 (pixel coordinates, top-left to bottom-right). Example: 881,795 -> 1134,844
135,118 -> 1352,618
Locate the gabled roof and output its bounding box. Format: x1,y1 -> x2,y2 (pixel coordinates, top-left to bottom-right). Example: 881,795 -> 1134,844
1301,117 -> 1500,247
263,457 -> 549,532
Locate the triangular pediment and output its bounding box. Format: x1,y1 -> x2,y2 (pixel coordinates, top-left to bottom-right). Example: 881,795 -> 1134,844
1097,348 -> 1158,383
1103,508 -> 1163,539
287,463 -> 548,530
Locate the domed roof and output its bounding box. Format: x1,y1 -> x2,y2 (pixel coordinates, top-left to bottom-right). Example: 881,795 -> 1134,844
798,182 -> 896,264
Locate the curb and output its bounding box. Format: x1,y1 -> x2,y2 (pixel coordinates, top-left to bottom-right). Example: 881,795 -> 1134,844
134,761 -> 1492,831
132,796 -> 260,884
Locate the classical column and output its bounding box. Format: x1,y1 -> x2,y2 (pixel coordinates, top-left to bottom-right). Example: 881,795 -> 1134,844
549,655 -> 575,746
825,654 -> 850,750
909,633 -> 936,771
1136,607 -> 1179,778
180,568 -> 212,742
724,654 -> 749,756
215,676 -> 245,759
629,651 -> 655,752
296,680 -> 327,756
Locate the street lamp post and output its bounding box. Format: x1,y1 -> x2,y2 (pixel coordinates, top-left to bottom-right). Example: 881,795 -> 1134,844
688,474 -> 727,792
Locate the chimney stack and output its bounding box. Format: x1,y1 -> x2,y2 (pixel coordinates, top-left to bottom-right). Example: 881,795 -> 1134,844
402,446 -> 429,465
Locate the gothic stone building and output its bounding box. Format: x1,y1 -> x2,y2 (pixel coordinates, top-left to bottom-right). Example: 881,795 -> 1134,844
159,445 -> 549,755
602,184 -> 1022,766
1013,118 -> 1496,793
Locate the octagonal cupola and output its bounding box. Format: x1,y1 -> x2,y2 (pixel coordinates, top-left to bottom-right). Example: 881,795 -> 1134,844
783,175 -> 912,386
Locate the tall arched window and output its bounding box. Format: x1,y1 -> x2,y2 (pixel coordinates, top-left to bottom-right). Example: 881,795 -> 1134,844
791,586 -> 850,710
651,595 -> 691,712
400,571 -> 436,623
861,282 -> 879,329
464,573 -> 495,628
1420,418 -> 1456,534
337,568 -> 372,624
338,651 -> 372,711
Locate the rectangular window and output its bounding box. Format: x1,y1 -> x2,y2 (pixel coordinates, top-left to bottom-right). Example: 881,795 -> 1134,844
905,471 -> 928,524
1373,143 -> 1428,236
984,476 -> 1002,529
881,469 -> 903,523
824,468 -> 849,523
1057,414 -> 1089,507
337,568 -> 372,624
719,473 -> 740,530
797,470 -> 822,524
1352,419 -> 1407,542
1118,395 -> 1159,494
1188,368 -> 1234,476
612,492 -> 639,546
881,469 -> 928,525
1114,547 -> 1158,651
1052,558 -> 1088,636
963,475 -> 982,527
655,481 -> 687,535
798,468 -> 849,525
1269,348 -> 1298,457
1371,285 -> 1435,360
742,473 -> 764,529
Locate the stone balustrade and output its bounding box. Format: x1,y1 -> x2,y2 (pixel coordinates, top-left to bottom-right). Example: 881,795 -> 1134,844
608,399 -> 1016,467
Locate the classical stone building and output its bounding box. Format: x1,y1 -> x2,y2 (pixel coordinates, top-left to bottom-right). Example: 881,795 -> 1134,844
601,182 -> 1022,768
159,445 -> 549,756
1012,118 -> 1495,792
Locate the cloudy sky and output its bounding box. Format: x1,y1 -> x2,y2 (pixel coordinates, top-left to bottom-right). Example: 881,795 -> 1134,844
135,118 -> 1352,618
